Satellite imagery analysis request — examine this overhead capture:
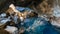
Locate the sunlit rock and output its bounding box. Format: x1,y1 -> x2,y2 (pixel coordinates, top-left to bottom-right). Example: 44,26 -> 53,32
5,26 -> 18,34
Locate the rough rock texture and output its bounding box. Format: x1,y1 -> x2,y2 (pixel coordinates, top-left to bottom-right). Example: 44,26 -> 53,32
35,0 -> 54,15
0,29 -> 10,34
0,0 -> 14,13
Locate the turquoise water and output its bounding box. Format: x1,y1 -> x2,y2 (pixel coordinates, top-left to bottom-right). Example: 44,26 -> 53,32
23,17 -> 58,34
16,7 -> 59,34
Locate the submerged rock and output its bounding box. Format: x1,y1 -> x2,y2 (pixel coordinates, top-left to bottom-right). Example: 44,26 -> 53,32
22,15 -> 58,34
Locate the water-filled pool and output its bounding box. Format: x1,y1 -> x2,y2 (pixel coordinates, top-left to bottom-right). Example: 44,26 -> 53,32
16,7 -> 59,34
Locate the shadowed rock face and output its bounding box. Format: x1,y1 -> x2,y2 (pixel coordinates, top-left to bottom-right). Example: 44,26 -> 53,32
0,0 -> 41,15
0,29 -> 10,34
15,0 -> 44,7
0,0 -> 14,13
0,0 -> 7,12
0,0 -> 54,15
